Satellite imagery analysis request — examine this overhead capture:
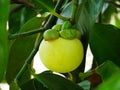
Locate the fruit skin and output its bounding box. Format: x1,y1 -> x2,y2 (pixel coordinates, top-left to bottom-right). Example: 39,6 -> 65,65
39,37 -> 84,73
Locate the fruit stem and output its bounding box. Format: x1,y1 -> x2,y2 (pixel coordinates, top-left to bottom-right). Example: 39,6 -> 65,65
68,72 -> 74,81
36,0 -> 69,21
8,28 -> 46,40
51,11 -> 69,21
14,33 -> 43,81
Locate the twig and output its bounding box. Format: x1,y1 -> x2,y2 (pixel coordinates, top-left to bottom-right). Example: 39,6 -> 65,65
14,33 -> 43,81
8,28 -> 46,40
9,0 -> 65,40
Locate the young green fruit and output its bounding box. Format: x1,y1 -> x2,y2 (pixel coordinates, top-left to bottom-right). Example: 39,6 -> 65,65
39,37 -> 84,73
43,29 -> 59,41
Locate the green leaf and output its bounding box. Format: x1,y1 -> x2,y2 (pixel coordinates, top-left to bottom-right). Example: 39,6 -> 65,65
21,79 -> 48,90
9,5 -> 24,34
20,17 -> 45,32
102,4 -> 117,23
20,7 -> 37,25
6,35 -> 36,84
96,71 -> 120,90
114,15 -> 120,28
76,0 -> 104,33
34,0 -> 67,20
0,0 -> 9,82
6,17 -> 45,84
34,71 -> 83,90
96,60 -> 120,81
9,5 -> 37,34
78,80 -> 91,90
35,0 -> 54,12
31,0 -> 48,13
89,23 -> 120,66
10,81 -> 21,90
20,79 -> 36,90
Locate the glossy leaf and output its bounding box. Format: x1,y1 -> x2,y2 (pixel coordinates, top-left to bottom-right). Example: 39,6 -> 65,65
20,79 -> 47,90
20,17 -> 45,32
20,7 -> 37,25
96,60 -> 120,81
35,0 -> 54,12
89,23 -> 120,66
96,72 -> 120,90
9,5 -> 24,34
6,17 -> 45,84
9,5 -> 37,34
0,0 -> 9,82
31,0 -> 48,13
34,71 -> 83,90
6,35 -> 36,84
76,0 -> 104,33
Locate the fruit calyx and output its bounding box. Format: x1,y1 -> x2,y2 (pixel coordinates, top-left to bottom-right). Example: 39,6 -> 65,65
43,21 -> 81,41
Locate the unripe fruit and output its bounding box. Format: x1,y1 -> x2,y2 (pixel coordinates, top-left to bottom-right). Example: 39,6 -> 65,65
39,37 -> 84,73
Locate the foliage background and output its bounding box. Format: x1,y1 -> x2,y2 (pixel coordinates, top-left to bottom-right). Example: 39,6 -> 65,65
0,0 -> 120,90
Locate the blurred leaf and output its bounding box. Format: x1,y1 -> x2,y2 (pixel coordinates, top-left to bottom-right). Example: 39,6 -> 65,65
79,71 -> 93,81
78,80 -> 91,90
6,17 -> 45,84
76,0 -> 104,34
20,79 -> 48,90
57,2 -> 72,24
10,81 -> 21,90
31,0 -> 47,13
20,79 -> 35,90
96,60 -> 120,81
19,6 -> 37,27
34,0 -> 54,12
9,4 -> 24,34
89,23 -> 120,66
0,0 -> 9,82
96,71 -> 120,90
102,4 -> 117,23
20,17 -> 45,32
114,15 -> 120,28
34,71 -> 83,90
6,35 -> 36,85
9,5 -> 37,34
